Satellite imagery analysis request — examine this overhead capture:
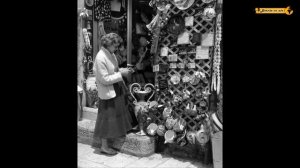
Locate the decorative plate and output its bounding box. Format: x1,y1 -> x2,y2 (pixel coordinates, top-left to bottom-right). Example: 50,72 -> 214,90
170,74 -> 181,85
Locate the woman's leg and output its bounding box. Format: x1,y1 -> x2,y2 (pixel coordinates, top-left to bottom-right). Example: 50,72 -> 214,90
100,138 -> 117,155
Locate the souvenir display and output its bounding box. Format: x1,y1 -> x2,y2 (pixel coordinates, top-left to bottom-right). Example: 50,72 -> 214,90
137,0 -> 223,159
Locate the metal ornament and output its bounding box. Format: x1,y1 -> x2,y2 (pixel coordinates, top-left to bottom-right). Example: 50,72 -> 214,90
129,83 -> 156,136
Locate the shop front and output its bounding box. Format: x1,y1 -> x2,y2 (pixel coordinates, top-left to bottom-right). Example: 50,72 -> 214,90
78,0 -> 222,167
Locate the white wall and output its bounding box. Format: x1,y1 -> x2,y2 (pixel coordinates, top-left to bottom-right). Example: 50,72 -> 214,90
78,0 -> 85,9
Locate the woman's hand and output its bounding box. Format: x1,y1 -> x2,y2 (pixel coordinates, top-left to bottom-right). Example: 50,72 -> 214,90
136,62 -> 144,70
119,68 -> 131,77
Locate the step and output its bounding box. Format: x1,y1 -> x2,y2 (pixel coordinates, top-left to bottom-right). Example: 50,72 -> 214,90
78,119 -> 155,157
81,107 -> 98,121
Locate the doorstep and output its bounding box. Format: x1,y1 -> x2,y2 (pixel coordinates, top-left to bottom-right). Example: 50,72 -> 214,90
81,107 -> 98,121
78,119 -> 155,157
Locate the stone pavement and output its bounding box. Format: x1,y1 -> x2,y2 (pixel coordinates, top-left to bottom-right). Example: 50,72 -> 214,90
78,142 -> 213,168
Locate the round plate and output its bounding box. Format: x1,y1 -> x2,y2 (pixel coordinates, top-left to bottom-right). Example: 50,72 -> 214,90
164,130 -> 176,143
203,7 -> 216,20
200,100 -> 207,107
190,74 -> 200,85
202,0 -> 214,3
147,123 -> 158,136
170,74 -> 181,85
182,74 -> 190,83
85,0 -> 94,7
172,0 -> 195,10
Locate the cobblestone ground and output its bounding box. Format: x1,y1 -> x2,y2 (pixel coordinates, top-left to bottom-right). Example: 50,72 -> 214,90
78,143 -> 213,168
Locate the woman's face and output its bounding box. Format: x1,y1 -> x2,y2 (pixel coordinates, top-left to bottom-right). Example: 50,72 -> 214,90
107,43 -> 120,54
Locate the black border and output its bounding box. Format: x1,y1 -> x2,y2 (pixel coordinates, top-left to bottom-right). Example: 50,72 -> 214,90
224,0 -> 299,167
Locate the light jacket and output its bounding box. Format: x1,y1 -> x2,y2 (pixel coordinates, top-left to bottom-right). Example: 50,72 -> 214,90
93,47 -> 123,100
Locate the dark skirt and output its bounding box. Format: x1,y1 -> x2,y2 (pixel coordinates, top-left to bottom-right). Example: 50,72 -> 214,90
93,82 -> 134,139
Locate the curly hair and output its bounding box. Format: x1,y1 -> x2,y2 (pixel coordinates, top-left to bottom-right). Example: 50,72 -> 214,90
100,33 -> 123,49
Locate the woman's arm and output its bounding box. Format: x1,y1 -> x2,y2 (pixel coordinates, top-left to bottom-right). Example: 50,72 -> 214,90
94,58 -> 123,85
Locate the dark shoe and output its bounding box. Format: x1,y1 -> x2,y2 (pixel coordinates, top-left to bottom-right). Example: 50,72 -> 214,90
100,147 -> 117,155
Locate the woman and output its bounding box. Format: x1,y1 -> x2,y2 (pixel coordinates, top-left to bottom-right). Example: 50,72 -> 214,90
93,33 -> 134,155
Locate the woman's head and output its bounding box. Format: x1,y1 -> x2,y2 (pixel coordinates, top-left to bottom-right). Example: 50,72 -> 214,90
101,33 -> 123,53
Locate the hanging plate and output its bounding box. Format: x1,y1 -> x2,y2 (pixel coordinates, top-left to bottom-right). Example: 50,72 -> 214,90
85,0 -> 94,9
